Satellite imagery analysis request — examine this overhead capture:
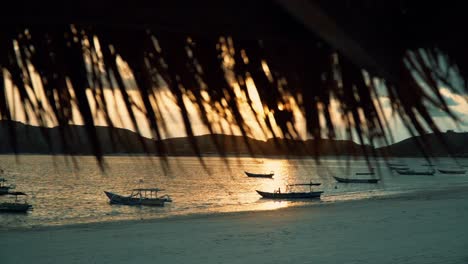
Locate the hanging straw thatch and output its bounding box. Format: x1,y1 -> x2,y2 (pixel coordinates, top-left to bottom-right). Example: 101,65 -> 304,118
0,1 -> 465,164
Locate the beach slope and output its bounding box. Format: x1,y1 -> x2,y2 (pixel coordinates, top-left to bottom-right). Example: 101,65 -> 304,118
1,190 -> 468,264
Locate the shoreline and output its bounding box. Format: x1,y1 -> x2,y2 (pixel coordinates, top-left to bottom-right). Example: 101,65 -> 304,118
4,183 -> 468,233
1,185 -> 467,263
2,153 -> 468,159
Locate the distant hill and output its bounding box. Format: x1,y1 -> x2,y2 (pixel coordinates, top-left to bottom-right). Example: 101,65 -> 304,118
0,121 -> 369,156
2,121 -> 465,157
376,130 -> 468,157
0,121 -> 157,155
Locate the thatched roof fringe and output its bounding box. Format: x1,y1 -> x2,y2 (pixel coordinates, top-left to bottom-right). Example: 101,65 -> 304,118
0,19 -> 463,161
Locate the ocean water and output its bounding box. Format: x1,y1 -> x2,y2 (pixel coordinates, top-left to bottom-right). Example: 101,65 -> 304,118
1,155 -> 468,229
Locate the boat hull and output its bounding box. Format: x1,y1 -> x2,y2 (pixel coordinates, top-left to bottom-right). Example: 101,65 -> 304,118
396,170 -> 435,176
104,191 -> 166,206
245,171 -> 274,178
0,203 -> 32,213
355,172 -> 375,176
0,187 -> 10,195
389,166 -> 409,170
256,190 -> 323,199
438,169 -> 466,174
333,176 -> 379,183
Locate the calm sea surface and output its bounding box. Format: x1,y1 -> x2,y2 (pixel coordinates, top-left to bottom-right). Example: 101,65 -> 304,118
1,155 -> 468,229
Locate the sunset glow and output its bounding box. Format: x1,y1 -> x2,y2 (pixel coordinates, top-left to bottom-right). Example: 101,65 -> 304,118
2,34 -> 467,145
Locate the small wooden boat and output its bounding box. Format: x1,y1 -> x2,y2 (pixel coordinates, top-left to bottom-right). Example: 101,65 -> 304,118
104,188 -> 172,207
245,171 -> 274,178
0,178 -> 12,195
256,182 -> 323,199
388,163 -> 409,170
0,192 -> 32,213
333,176 -> 380,183
438,169 -> 466,174
395,169 -> 435,176
355,172 -> 375,176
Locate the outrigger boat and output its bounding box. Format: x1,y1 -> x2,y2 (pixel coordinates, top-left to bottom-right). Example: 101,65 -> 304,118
395,169 -> 435,176
333,176 -> 380,183
256,182 -> 323,199
0,178 -> 12,195
388,164 -> 409,170
245,171 -> 274,178
438,169 -> 466,174
355,171 -> 375,176
104,188 -> 172,207
0,192 -> 32,213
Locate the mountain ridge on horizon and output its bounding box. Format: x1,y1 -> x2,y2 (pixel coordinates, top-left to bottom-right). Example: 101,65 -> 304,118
1,121 -> 467,157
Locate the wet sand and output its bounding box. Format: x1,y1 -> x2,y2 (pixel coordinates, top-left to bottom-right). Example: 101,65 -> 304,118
1,188 -> 468,264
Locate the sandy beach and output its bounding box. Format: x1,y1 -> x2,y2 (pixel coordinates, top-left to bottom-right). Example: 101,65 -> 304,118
1,188 -> 468,264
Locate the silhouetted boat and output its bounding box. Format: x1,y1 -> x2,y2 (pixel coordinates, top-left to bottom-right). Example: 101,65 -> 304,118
438,169 -> 466,174
395,169 -> 435,176
0,192 -> 32,213
256,182 -> 322,199
388,163 -> 409,170
333,176 -> 379,183
104,188 -> 172,206
355,172 -> 375,176
0,178 -> 12,195
245,171 -> 274,178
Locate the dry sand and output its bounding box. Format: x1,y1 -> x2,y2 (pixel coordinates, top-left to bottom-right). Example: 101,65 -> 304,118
1,188 -> 468,264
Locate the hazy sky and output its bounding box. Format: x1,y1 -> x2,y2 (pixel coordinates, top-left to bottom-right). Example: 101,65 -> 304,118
4,59 -> 467,145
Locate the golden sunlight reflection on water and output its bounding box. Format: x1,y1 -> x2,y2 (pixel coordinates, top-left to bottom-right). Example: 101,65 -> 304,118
257,159 -> 289,191
255,200 -> 290,211
1,155 -> 468,228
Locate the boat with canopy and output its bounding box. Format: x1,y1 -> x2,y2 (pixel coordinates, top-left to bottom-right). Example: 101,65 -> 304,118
256,182 -> 323,199
0,178 -> 13,195
104,188 -> 172,207
0,191 -> 32,213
